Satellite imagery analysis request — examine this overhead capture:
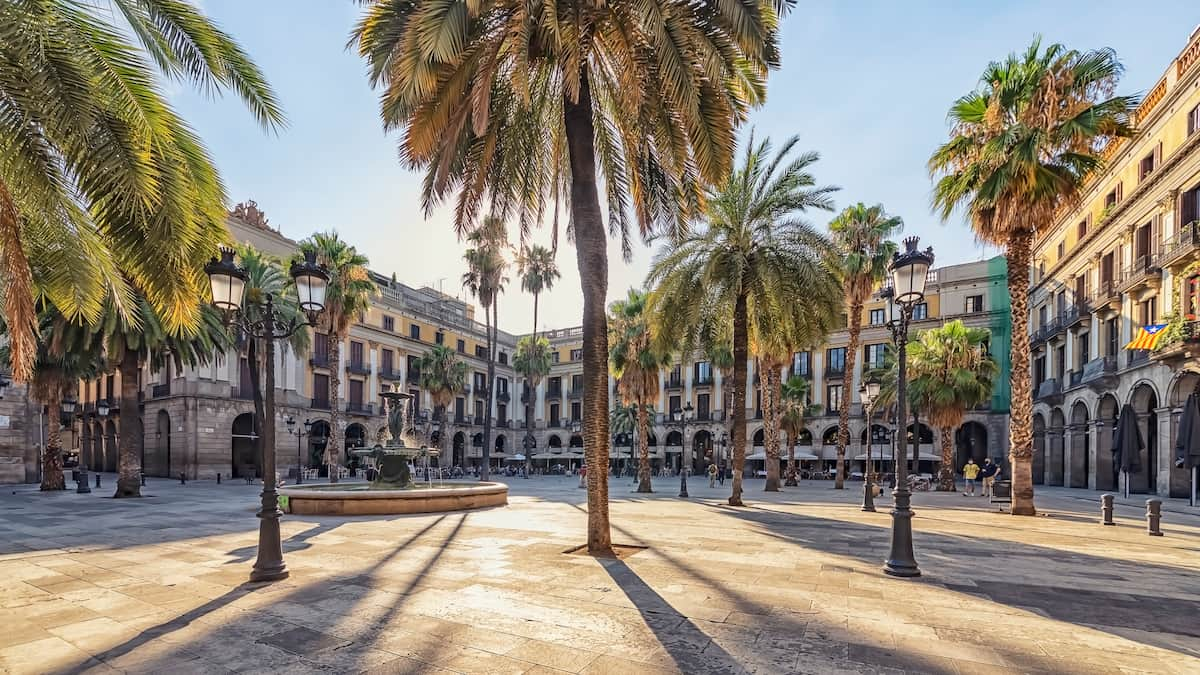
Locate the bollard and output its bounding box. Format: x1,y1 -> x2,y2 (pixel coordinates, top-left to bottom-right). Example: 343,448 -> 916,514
217,472 -> 221,484
140,473 -> 146,487
179,472 -> 186,485
1146,499 -> 1163,536
1100,494 -> 1115,526
95,473 -> 101,488
76,468 -> 91,494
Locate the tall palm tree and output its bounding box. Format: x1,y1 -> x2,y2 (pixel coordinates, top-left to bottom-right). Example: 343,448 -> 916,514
417,345 -> 469,462
518,245 -> 560,338
780,375 -> 821,487
462,217 -> 509,481
514,334 -> 552,474
297,232 -> 377,482
828,203 -> 902,489
907,321 -> 997,491
929,38 -> 1136,515
609,289 -> 671,493
351,0 -> 790,555
649,135 -> 840,506
0,0 -> 283,382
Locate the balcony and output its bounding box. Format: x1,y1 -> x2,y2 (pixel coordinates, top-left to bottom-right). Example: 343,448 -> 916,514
665,377 -> 683,390
1035,378 -> 1062,403
1030,318 -> 1063,347
549,418 -> 563,428
346,401 -> 374,415
825,367 -> 846,380
496,390 -> 510,403
1080,356 -> 1118,390
545,387 -> 563,400
473,415 -> 488,426
232,386 -> 254,401
1120,253 -> 1162,294
1090,280 -> 1122,313
568,387 -> 584,399
346,361 -> 372,376
310,354 -> 331,369
520,390 -> 534,404
1063,302 -> 1091,329
150,383 -> 171,399
454,413 -> 468,425
1154,321 -> 1200,363
694,375 -> 714,387
695,409 -> 712,422
311,398 -> 331,410
473,385 -> 488,398
406,369 -> 421,383
1161,220 -> 1200,269
1126,350 -> 1150,369
497,419 -> 511,428
1066,370 -> 1084,390
378,368 -> 404,381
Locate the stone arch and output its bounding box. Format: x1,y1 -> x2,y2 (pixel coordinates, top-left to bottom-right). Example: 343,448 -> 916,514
495,434 -> 507,452
647,432 -> 658,447
693,429 -> 713,473
752,428 -> 765,446
1128,382 -> 1159,494
665,430 -> 682,446
860,424 -> 889,446
1069,400 -> 1090,488
472,432 -> 483,448
797,428 -> 813,445
1032,412 -> 1047,486
103,419 -> 118,473
1096,394 -> 1119,491
1167,371 -> 1200,498
905,422 -> 934,445
90,420 -> 103,472
1047,408 -> 1066,486
956,421 -> 988,468
452,431 -> 466,466
547,434 -> 562,449
308,420 -> 330,471
821,426 -> 838,445
569,434 -> 583,448
345,423 -> 367,453
146,409 -> 171,478
231,413 -> 258,479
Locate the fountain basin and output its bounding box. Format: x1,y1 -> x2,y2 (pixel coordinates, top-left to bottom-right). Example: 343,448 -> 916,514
279,482 -> 508,516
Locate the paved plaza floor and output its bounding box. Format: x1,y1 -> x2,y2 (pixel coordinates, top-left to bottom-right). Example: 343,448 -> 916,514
2,474 -> 1198,675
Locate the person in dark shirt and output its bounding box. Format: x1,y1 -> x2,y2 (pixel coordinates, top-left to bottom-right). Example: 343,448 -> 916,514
979,458 -> 1000,497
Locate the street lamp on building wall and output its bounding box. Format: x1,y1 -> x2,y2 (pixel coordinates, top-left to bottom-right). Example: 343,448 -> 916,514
206,247 -> 328,583
285,417 -> 312,484
859,377 -> 881,512
880,237 -> 933,578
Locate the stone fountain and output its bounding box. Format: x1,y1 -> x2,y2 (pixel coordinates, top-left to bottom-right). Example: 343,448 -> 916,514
356,391 -> 439,488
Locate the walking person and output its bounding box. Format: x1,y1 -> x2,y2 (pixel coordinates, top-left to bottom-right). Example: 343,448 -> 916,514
961,458 -> 980,496
980,458 -> 999,497
718,463 -> 726,486
707,462 -> 718,488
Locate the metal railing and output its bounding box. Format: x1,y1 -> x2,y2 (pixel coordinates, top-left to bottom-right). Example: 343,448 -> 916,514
346,361 -> 371,376
496,391 -> 510,403
310,354 -> 331,368
150,383 -> 171,398
665,377 -> 684,389
311,398 -> 331,410
1120,252 -> 1161,291
1161,220 -> 1200,266
346,401 -> 374,415
378,368 -> 403,380
1090,279 -> 1121,307
1063,302 -> 1091,328
1035,379 -> 1061,400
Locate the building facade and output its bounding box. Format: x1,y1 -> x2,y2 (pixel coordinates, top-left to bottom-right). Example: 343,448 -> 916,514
1028,28 -> 1200,498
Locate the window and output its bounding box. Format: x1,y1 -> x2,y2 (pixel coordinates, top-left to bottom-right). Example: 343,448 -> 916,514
1033,355 -> 1046,387
349,380 -> 364,406
1190,103 -> 1200,137
454,397 -> 466,421
570,348 -> 583,361
1138,297 -> 1157,326
1105,318 -> 1118,357
409,323 -> 421,340
473,372 -> 487,391
697,393 -> 710,419
548,376 -> 562,395
1104,185 -> 1120,210
826,347 -> 846,374
826,385 -> 843,413
350,341 -> 364,368
497,404 -> 507,423
1055,345 -> 1065,381
457,339 -> 466,353
381,349 -> 394,374
474,399 -> 484,420
1135,221 -> 1154,264
913,303 -> 928,320
383,315 -> 395,332
1139,151 -> 1156,182
435,331 -> 444,345
497,378 -> 509,395
966,295 -> 984,313
552,351 -> 560,364
570,401 -> 582,421
499,351 -> 508,365
1077,333 -> 1090,366
1056,241 -> 1065,260
1036,261 -> 1045,281
792,351 -> 810,377
869,308 -> 885,325
475,345 -> 487,358
1077,219 -> 1088,240
1181,185 -> 1200,228
694,361 -> 712,384
406,354 -> 420,378
1188,275 -> 1200,318
313,332 -> 329,363
313,373 -> 329,406
1037,305 -> 1047,328
550,403 -> 560,425
1055,291 -> 1067,318
1074,274 -> 1089,303
571,374 -> 583,392
669,395 -> 681,414
864,344 -> 887,370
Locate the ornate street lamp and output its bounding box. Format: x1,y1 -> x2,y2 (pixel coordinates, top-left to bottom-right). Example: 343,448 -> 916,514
859,377 -> 881,512
674,403 -> 694,498
881,236 -> 933,578
285,416 -> 312,485
206,246 -> 328,583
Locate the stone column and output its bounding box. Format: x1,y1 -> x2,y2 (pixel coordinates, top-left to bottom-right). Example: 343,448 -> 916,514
1155,406 -> 1172,498
684,361 -> 693,408
714,368 -> 723,417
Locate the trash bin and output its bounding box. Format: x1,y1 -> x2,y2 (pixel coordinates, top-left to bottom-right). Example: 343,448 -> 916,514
993,479 -> 1012,501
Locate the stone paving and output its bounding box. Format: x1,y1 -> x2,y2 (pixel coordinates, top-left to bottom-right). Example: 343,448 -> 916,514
2,473 -> 1199,675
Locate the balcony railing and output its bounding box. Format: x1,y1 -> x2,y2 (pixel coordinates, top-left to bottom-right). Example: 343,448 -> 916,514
1067,370 -> 1084,389
473,415 -> 488,426
1161,220 -> 1200,267
406,369 -> 421,383
346,361 -> 372,376
568,387 -> 584,399
346,401 -> 374,415
1127,350 -> 1150,368
232,386 -> 254,401
497,419 -> 511,428
695,409 -> 711,422
311,398 -> 331,410
825,367 -> 846,379
1080,356 -> 1118,386
1120,253 -> 1162,292
1035,378 -> 1061,401
310,354 -> 331,368
150,383 -> 171,399
496,391 -> 510,403
665,377 -> 684,389
545,388 -> 563,399
378,368 -> 403,381
1090,280 -> 1121,309
694,375 -> 714,386
1063,302 -> 1091,328
454,414 -> 468,424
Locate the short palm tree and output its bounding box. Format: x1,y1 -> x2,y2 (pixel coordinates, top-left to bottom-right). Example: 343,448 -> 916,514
907,321 -> 997,491
518,245 -> 560,338
0,0 -> 282,382
418,345 -> 469,461
514,334 -> 552,473
929,38 -> 1136,515
828,203 -> 902,489
780,375 -> 821,487
609,289 -> 671,493
297,232 -> 377,482
351,0 -> 790,555
649,135 -> 840,506
462,217 -> 509,481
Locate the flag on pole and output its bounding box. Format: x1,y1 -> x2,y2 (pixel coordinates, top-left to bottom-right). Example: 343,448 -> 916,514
1124,324 -> 1167,350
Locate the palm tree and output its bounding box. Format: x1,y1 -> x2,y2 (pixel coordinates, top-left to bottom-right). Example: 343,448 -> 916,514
609,289 -> 671,493
514,334 -> 553,474
297,232 -> 377,482
351,0 -> 789,555
649,135 -> 840,506
907,321 -> 997,491
780,375 -> 821,487
518,245 -> 560,338
462,217 -> 509,481
417,345 -> 469,462
929,38 -> 1136,515
828,203 -> 902,489
0,0 -> 283,382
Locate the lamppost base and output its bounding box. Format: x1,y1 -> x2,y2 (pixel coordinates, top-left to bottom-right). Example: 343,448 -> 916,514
250,564 -> 290,583
883,489 -> 921,578
883,560 -> 921,578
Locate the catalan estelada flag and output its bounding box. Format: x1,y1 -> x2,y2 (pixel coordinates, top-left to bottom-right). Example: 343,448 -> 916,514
1125,324 -> 1167,350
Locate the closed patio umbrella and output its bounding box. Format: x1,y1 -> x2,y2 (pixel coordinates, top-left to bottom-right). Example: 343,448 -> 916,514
1174,393 -> 1200,506
1112,403 -> 1143,498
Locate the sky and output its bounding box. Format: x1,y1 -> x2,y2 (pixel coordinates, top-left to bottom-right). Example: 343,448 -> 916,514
169,1 -> 1200,334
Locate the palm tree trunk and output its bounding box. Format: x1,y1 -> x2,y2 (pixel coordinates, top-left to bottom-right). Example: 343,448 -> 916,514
729,291 -> 749,506
533,292 -> 539,340
636,401 -> 652,493
784,427 -> 798,487
41,386 -> 67,491
114,347 -> 142,497
937,425 -> 956,491
526,295 -> 538,477
565,65 -> 613,553
327,334 -> 341,483
1007,232 -> 1036,515
481,299 -> 495,481
763,362 -> 781,491
837,296 -> 864,489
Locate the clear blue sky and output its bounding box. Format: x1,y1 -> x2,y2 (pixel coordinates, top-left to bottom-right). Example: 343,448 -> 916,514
172,1 -> 1200,333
